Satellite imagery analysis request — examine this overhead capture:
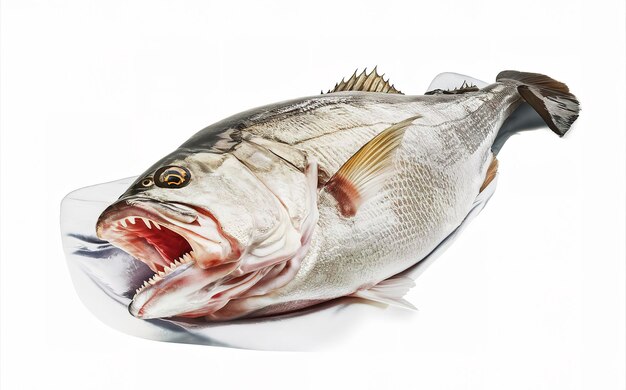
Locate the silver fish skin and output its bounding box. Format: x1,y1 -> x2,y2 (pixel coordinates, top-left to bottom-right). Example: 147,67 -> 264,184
95,70 -> 580,321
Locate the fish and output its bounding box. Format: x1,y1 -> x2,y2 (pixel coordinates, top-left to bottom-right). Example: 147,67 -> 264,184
96,68 -> 580,321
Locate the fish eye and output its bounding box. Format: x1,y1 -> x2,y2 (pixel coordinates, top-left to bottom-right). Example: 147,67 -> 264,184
141,178 -> 154,187
154,166 -> 191,189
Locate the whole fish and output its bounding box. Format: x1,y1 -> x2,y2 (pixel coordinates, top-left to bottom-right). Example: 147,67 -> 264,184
96,69 -> 580,321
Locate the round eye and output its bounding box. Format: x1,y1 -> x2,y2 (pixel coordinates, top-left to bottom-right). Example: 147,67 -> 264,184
154,166 -> 191,188
141,178 -> 154,187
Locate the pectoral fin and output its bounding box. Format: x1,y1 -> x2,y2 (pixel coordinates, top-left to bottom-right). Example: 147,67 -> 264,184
323,116 -> 420,217
351,275 -> 417,311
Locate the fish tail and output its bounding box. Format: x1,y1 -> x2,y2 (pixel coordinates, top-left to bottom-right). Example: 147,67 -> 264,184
492,71 -> 580,154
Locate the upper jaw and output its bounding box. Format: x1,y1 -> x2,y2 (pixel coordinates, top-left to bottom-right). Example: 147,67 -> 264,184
96,197 -> 197,237
97,199 -> 196,271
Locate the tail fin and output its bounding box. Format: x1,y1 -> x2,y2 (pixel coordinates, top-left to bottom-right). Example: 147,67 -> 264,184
496,71 -> 580,136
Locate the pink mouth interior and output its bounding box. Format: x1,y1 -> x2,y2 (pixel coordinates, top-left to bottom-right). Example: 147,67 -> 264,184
122,219 -> 193,272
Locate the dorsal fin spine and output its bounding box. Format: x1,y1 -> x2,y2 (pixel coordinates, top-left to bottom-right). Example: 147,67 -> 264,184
325,67 -> 403,95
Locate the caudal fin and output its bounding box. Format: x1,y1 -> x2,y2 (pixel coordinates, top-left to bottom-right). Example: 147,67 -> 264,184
496,71 -> 580,136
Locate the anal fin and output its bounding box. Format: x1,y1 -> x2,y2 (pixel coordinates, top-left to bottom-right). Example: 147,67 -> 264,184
351,275 -> 417,311
480,155 -> 498,193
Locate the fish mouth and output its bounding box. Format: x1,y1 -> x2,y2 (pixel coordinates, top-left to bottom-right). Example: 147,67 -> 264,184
97,201 -> 194,272
96,198 -> 238,303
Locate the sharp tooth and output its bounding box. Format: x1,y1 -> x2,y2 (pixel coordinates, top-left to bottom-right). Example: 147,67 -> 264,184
120,219 -> 128,228
158,271 -> 165,277
128,217 -> 136,224
141,218 -> 151,229
153,222 -> 161,230
174,260 -> 180,266
164,265 -> 171,272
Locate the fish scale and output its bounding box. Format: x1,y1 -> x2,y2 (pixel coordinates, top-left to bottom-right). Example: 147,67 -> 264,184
240,85 -> 521,308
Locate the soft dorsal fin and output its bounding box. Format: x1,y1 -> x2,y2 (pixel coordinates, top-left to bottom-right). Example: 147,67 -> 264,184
323,116 -> 420,217
425,72 -> 488,95
425,80 -> 480,95
325,67 -> 403,94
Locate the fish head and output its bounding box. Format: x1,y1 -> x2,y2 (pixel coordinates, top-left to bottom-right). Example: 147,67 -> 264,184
96,148 -> 317,319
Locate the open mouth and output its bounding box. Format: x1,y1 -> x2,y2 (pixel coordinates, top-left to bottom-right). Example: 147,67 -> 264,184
97,205 -> 199,296
117,216 -> 192,270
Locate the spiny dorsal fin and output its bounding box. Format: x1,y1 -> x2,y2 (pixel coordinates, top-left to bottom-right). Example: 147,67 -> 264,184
323,116 -> 420,217
325,67 -> 403,95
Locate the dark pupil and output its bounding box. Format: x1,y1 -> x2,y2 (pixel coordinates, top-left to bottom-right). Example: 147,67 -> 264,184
163,171 -> 183,185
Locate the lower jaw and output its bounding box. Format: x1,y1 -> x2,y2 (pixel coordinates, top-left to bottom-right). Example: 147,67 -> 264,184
133,251 -> 197,297
127,227 -> 312,320
129,259 -> 241,319
133,254 -> 307,320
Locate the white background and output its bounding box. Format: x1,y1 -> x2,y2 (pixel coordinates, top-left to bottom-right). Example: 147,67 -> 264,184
1,0 -> 624,389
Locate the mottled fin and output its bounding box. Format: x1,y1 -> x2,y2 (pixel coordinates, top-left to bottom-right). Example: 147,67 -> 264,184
480,155 -> 498,193
351,275 -> 417,311
324,116 -> 420,217
325,67 -> 403,94
497,71 -> 580,136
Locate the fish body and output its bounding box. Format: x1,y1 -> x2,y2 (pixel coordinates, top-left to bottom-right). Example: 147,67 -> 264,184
96,70 -> 580,321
